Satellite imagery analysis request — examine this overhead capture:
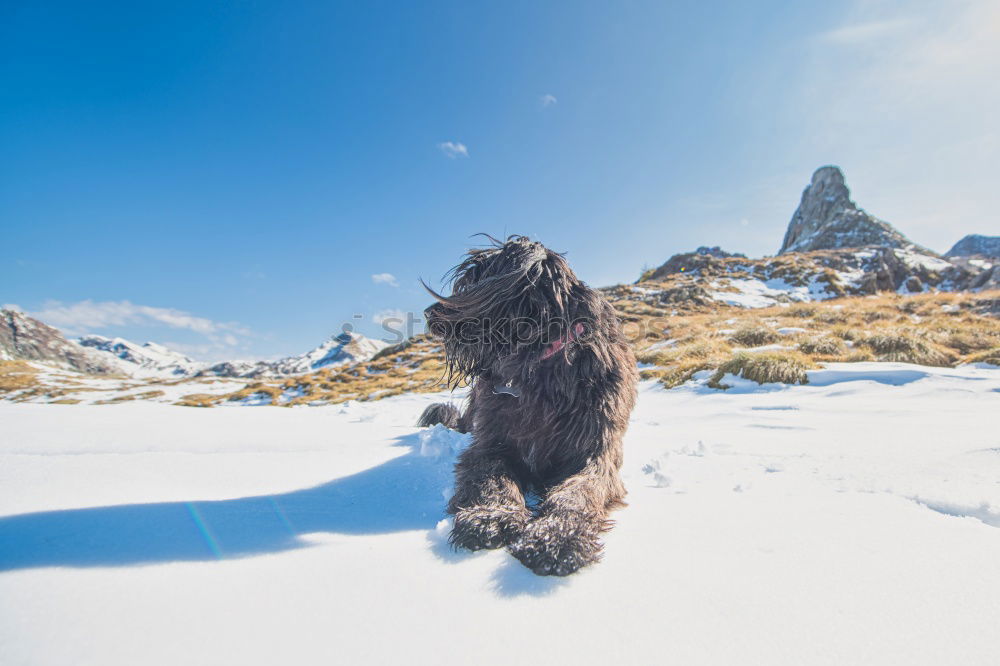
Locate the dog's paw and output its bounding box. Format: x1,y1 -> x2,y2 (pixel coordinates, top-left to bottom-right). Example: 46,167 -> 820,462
450,505 -> 530,552
507,511 -> 605,576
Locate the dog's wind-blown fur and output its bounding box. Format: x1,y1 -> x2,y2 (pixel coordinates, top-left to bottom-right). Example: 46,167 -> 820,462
420,235 -> 637,576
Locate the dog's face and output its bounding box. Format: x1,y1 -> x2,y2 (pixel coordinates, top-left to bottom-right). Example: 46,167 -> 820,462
423,236 -> 580,384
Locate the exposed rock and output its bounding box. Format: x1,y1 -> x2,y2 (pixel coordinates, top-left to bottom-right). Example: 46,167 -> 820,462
659,284 -> 714,306
945,234 -> 1000,258
197,359 -> 271,379
635,245 -> 989,305
656,284 -> 715,306
693,246 -> 746,259
371,337 -> 414,361
0,309 -> 121,374
642,247 -> 748,282
779,166 -> 928,255
903,276 -> 924,293
971,296 -> 1000,317
969,264 -> 1000,290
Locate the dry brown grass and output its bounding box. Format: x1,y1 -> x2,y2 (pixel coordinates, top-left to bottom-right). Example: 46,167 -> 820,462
798,336 -> 847,357
176,393 -> 225,408
0,361 -> 39,393
856,331 -> 956,366
729,326 -> 779,347
785,304 -> 820,318
962,348 -> 1000,366
174,339 -> 452,407
626,289 -> 999,390
658,361 -> 715,389
637,338 -> 729,366
95,390 -> 166,405
942,330 -> 1000,355
709,351 -> 815,389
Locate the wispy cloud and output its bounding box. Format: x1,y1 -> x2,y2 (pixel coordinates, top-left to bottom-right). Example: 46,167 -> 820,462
371,272 -> 399,287
807,3 -> 1000,113
27,300 -> 251,351
438,141 -> 469,158
372,309 -> 406,326
781,0 -> 1000,250
540,93 -> 557,108
819,18 -> 914,44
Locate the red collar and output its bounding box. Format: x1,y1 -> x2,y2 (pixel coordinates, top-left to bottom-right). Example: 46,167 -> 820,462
540,323 -> 585,360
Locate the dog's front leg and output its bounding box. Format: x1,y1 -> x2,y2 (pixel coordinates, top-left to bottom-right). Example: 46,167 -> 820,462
447,444 -> 531,551
508,458 -> 623,576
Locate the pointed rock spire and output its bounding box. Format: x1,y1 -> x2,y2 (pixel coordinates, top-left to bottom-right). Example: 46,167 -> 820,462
779,166 -> 925,255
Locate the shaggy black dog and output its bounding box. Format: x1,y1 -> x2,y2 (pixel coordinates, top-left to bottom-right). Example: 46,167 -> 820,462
419,235 -> 637,576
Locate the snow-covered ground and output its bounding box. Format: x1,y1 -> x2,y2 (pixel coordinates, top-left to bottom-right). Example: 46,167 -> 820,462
2,363 -> 999,665
710,276 -> 833,307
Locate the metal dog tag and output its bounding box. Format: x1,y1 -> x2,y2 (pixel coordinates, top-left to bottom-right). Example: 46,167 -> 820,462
493,380 -> 520,398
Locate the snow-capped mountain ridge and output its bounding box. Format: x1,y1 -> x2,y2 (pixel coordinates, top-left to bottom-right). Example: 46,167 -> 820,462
278,331 -> 388,374
77,335 -> 204,377
199,331 -> 388,379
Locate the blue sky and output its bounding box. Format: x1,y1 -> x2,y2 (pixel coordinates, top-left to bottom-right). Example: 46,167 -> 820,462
3,0 -> 997,360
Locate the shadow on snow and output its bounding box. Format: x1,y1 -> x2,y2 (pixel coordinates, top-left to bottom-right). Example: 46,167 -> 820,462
0,432 -> 454,572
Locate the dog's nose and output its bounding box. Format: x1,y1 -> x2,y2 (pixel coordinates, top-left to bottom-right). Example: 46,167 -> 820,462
424,303 -> 447,338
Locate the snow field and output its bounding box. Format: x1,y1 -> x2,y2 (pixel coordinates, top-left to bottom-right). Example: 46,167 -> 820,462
1,363 -> 999,665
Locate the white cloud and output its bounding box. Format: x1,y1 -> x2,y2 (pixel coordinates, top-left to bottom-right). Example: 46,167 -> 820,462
540,93 -> 558,108
372,309 -> 406,326
438,141 -> 469,158
2,303 -> 22,312
819,18 -> 914,44
371,272 -> 399,287
27,300 -> 251,348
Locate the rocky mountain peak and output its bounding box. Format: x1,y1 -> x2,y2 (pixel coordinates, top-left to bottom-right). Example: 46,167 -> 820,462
0,309 -> 121,374
197,330 -> 388,379
778,166 -> 925,255
945,234 -> 1000,258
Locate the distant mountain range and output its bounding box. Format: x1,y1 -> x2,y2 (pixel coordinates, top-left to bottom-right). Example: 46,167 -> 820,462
2,165 -> 996,380
1,308 -> 388,379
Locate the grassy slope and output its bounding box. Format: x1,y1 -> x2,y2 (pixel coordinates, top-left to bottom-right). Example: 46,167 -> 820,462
183,288 -> 1000,405
2,289 -> 997,406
